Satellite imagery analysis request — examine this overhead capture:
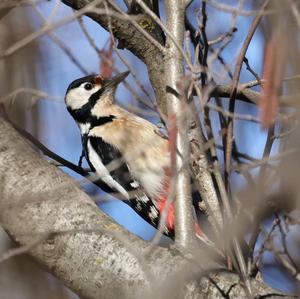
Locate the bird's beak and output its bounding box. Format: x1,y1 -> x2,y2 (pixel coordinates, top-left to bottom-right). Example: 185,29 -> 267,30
103,71 -> 130,89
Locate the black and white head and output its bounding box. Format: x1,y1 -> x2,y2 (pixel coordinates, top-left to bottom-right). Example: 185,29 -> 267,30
65,71 -> 130,124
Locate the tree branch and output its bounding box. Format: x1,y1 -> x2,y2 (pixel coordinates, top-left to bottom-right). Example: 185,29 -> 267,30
164,0 -> 197,248
0,118 -> 185,298
212,84 -> 299,107
0,118 -> 289,298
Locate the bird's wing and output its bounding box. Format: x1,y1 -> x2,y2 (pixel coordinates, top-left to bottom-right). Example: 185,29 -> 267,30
86,137 -> 130,199
85,135 -> 173,238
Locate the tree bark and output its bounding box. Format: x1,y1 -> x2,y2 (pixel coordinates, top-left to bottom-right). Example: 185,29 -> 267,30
0,119 -> 290,299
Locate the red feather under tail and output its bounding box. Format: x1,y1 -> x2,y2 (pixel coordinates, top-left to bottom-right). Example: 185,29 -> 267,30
156,195 -> 209,241
158,116 -> 210,242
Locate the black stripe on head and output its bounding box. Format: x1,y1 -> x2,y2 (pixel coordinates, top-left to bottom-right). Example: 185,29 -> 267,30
66,75 -> 96,94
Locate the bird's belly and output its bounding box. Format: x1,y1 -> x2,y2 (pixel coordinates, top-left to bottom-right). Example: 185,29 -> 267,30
123,143 -> 170,200
131,166 -> 165,200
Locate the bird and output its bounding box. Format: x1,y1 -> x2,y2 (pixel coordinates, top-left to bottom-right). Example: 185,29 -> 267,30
65,71 -> 203,240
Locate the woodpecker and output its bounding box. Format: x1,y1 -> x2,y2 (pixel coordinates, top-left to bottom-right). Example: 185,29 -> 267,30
65,71 -> 202,239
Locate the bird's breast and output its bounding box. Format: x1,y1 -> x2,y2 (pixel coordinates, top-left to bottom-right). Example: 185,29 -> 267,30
88,112 -> 171,199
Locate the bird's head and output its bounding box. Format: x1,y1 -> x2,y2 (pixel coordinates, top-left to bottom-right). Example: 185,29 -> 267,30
65,71 -> 130,113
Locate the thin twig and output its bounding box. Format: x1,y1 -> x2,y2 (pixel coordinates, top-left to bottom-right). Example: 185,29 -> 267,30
225,0 -> 270,189
250,218 -> 279,276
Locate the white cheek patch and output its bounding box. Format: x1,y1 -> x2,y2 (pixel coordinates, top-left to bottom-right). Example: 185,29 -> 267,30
66,85 -> 100,110
87,140 -> 129,199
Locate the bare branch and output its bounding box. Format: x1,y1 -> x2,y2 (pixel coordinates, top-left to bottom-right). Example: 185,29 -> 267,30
211,84 -> 300,107
164,0 -> 197,249
0,118 -> 285,298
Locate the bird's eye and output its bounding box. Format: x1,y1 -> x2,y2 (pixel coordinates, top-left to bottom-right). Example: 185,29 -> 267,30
84,83 -> 93,90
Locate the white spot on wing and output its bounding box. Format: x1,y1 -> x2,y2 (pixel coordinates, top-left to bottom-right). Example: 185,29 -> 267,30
87,140 -> 129,199
130,180 -> 140,188
140,195 -> 150,203
136,202 -> 142,211
149,206 -> 158,220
